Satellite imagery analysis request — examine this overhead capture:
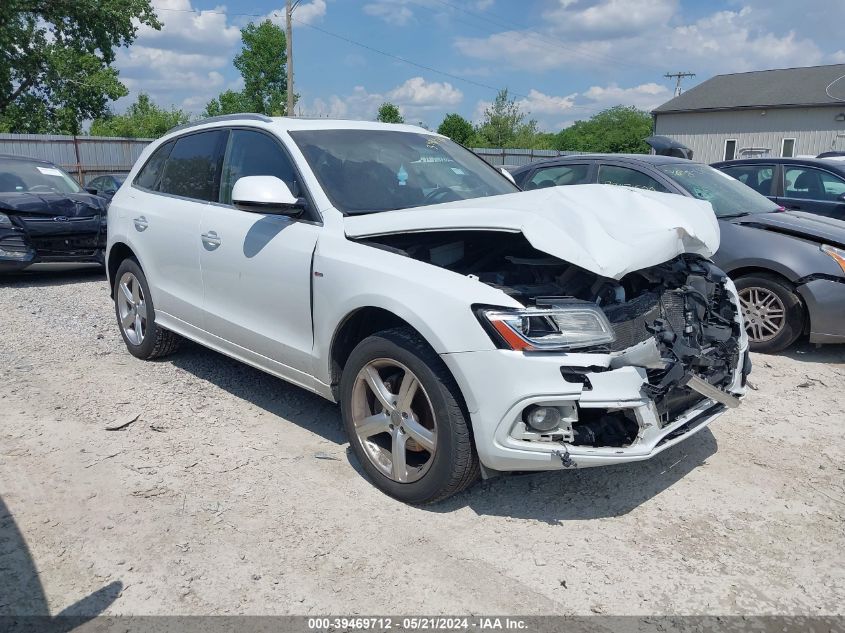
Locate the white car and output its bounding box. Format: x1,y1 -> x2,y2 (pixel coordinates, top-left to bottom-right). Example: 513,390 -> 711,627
106,115 -> 749,504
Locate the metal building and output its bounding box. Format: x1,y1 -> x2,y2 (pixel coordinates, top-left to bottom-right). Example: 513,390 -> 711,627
652,64 -> 845,164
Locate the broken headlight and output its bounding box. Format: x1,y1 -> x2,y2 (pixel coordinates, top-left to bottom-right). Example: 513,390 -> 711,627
479,304 -> 616,351
821,244 -> 845,275
0,213 -> 12,228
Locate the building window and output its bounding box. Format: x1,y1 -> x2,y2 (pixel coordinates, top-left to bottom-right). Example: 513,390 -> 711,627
781,138 -> 796,157
724,139 -> 737,161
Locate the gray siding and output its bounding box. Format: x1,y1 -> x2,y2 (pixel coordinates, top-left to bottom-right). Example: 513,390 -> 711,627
654,106 -> 845,163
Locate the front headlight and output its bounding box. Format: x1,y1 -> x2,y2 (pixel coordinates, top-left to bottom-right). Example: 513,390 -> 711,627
0,212 -> 12,228
478,303 -> 616,351
821,244 -> 845,275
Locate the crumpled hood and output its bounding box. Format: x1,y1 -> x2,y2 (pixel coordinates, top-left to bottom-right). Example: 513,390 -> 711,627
0,192 -> 106,218
730,210 -> 845,249
344,184 -> 720,279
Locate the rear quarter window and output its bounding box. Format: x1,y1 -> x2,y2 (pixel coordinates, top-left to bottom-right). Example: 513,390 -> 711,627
134,141 -> 175,191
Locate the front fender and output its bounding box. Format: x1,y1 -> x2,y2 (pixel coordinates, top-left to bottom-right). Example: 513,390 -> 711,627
311,233 -> 521,385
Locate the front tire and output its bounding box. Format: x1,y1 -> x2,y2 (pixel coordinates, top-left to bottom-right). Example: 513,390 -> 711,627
113,258 -> 180,360
340,327 -> 480,504
735,274 -> 804,353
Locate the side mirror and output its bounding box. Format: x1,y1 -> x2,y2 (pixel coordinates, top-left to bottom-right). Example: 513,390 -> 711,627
85,187 -> 99,196
232,176 -> 304,216
500,167 -> 517,185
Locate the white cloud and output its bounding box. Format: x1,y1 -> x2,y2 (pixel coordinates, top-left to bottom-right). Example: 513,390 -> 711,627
388,77 -> 463,107
544,0 -> 677,40
264,0 -> 327,28
302,77 -> 464,123
114,0 -> 243,112
454,2 -> 828,77
295,0 -> 327,25
582,82 -> 671,111
363,2 -> 414,26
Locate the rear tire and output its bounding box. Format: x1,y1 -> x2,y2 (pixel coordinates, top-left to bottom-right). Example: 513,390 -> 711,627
340,327 -> 480,504
734,274 -> 803,353
113,258 -> 180,360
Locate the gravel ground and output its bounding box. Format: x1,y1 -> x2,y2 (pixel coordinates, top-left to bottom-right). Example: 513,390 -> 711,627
1,268 -> 844,617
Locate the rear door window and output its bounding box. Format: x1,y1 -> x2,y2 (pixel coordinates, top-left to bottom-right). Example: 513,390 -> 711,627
598,165 -> 668,192
525,164 -> 591,190
784,166 -> 845,201
159,130 -> 228,201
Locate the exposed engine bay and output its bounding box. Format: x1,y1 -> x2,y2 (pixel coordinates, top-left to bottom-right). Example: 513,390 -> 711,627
361,230 -> 744,448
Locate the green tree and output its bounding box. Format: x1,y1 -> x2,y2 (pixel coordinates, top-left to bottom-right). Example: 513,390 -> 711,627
204,20 -> 291,118
554,105 -> 653,153
203,90 -> 251,118
376,102 -> 404,123
90,93 -> 190,138
476,89 -> 525,148
437,113 -> 474,144
0,0 -> 160,134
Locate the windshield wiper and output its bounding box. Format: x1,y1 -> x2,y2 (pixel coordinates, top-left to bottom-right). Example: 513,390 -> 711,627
720,211 -> 753,219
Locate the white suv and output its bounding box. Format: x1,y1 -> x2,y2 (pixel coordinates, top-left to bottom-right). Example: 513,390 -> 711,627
107,115 -> 748,503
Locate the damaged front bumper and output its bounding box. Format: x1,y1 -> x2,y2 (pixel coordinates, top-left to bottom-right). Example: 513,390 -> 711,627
442,343 -> 748,473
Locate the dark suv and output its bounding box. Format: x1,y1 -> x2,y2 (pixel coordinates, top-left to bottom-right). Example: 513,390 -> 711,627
712,157 -> 845,221
0,154 -> 108,272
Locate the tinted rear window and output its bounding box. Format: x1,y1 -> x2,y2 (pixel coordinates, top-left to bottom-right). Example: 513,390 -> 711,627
159,131 -> 228,201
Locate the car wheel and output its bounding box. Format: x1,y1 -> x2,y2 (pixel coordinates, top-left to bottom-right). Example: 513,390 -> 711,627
340,327 -> 480,504
113,258 -> 180,360
734,274 -> 803,353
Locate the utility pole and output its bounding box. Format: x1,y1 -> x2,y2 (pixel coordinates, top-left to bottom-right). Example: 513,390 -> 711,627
285,0 -> 298,117
664,72 -> 696,97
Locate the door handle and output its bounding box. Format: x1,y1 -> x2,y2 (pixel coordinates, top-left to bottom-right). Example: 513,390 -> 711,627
201,230 -> 221,250
133,216 -> 148,231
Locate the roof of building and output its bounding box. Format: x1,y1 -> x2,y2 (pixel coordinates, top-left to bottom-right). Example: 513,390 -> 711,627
653,64 -> 845,114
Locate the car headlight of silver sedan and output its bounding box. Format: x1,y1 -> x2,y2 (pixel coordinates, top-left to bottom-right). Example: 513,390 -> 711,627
821,244 -> 845,275
478,304 -> 616,351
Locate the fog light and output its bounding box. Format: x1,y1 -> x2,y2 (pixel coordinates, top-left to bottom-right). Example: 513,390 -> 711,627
524,405 -> 562,432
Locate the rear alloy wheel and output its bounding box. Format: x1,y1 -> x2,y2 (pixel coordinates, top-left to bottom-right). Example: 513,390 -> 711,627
735,274 -> 803,353
117,271 -> 147,346
340,327 -> 479,504
113,258 -> 180,360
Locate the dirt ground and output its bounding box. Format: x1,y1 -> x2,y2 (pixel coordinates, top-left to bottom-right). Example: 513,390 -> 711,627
1,267 -> 843,617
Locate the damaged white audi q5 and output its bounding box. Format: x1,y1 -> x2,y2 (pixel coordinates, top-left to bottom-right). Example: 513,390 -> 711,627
107,116 -> 749,504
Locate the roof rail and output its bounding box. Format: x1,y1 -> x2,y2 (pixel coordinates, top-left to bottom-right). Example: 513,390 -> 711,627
165,113 -> 274,135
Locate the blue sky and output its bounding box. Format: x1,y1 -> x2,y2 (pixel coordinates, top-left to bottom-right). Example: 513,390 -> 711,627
114,0 -> 845,131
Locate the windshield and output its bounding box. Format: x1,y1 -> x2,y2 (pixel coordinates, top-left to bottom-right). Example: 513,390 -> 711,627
0,159 -> 82,194
656,163 -> 779,218
290,129 -> 518,214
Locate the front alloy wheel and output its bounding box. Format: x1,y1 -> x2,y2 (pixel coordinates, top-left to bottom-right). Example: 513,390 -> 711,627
733,274 -> 803,353
340,327 -> 479,504
738,286 -> 785,343
350,359 -> 437,483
